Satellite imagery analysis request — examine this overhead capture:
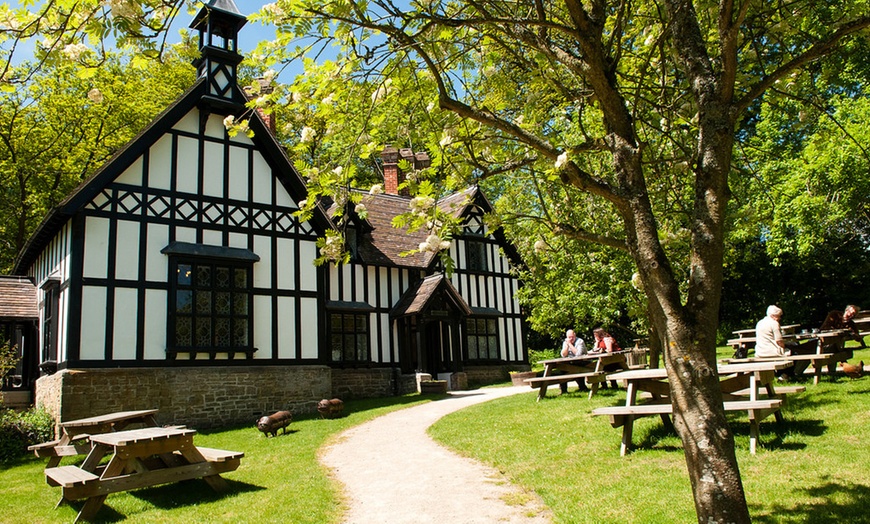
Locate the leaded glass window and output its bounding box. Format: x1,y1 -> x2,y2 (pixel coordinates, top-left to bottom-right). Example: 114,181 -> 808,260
329,312 -> 370,364
466,317 -> 498,360
169,259 -> 252,352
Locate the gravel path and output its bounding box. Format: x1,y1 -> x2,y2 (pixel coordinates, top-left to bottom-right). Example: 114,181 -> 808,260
320,386 -> 553,524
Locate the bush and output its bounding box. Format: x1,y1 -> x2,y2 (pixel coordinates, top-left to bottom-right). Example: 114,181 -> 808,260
0,407 -> 54,463
528,348 -> 558,368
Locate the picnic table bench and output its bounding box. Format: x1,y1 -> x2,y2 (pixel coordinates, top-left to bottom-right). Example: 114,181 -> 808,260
528,351 -> 629,401
592,361 -> 795,455
45,426 -> 243,523
29,409 -> 160,468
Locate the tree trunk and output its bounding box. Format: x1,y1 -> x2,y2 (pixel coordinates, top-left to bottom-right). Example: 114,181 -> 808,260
652,306 -> 751,523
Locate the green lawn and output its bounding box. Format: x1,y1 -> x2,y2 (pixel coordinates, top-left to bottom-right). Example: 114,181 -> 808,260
0,395 -> 431,523
430,345 -> 870,524
1,345 -> 867,523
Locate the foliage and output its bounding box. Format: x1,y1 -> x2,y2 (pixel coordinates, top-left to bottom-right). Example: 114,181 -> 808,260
0,406 -> 54,463
527,349 -> 557,369
0,47 -> 194,272
0,337 -> 17,380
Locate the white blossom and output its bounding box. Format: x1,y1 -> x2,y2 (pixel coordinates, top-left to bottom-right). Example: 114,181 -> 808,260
409,195 -> 435,214
223,115 -> 235,128
87,88 -> 103,104
62,43 -> 89,61
262,69 -> 277,83
291,91 -> 303,103
298,199 -> 307,208
419,234 -> 450,253
369,184 -> 384,195
261,3 -> 284,17
555,152 -> 569,169
332,165 -> 343,176
371,85 -> 387,103
534,239 -> 547,254
354,203 -> 367,215
631,272 -> 644,290
320,234 -> 344,261
426,102 -> 436,112
321,93 -> 335,105
300,126 -> 316,143
439,131 -> 453,148
107,0 -> 139,19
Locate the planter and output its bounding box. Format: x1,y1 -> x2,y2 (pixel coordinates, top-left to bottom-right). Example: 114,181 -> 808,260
510,371 -> 537,387
419,380 -> 448,394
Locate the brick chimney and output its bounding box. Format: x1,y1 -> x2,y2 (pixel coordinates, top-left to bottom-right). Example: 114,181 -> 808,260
243,77 -> 276,134
380,145 -> 430,196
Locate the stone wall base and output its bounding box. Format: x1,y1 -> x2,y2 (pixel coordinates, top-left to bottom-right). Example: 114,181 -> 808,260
33,364 -> 508,431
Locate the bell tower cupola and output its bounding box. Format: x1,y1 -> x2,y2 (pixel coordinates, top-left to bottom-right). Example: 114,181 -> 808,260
190,0 -> 247,111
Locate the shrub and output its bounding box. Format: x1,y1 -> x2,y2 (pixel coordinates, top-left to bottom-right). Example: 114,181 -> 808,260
528,348 -> 558,368
0,407 -> 55,463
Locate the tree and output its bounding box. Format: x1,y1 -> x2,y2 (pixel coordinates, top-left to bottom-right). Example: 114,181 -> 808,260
0,49 -> 194,271
254,1 -> 870,521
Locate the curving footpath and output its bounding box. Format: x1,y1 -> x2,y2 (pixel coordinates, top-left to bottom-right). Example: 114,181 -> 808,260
320,385 -> 553,524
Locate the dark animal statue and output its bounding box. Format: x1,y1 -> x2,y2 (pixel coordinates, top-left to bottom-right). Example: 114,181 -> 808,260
256,410 -> 292,437
317,398 -> 344,419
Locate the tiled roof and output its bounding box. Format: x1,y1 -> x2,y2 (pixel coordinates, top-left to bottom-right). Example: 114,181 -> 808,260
329,186 -> 479,269
390,273 -> 472,318
0,276 -> 38,320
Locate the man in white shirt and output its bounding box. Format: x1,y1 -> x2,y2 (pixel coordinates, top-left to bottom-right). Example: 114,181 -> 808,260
559,329 -> 588,393
755,305 -> 816,379
755,305 -> 786,357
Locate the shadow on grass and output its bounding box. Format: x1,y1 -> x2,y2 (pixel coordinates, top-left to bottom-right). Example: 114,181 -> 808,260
751,480 -> 870,524
68,479 -> 265,523
626,415 -> 828,454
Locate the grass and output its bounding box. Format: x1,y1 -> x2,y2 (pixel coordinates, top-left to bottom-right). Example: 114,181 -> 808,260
430,344 -> 870,524
1,344 -> 867,523
0,395 -> 431,523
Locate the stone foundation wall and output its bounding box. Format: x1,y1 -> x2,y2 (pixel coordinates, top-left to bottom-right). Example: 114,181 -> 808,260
35,366 -> 332,430
330,368 -> 396,399
463,365 -> 511,387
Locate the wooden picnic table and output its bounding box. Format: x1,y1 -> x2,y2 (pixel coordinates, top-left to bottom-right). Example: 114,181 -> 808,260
525,351 -> 630,401
29,409 -> 160,468
593,361 -> 796,455
44,426 -> 243,523
723,329 -> 852,384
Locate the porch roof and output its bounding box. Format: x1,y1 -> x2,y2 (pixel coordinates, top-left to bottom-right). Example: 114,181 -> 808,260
0,276 -> 38,320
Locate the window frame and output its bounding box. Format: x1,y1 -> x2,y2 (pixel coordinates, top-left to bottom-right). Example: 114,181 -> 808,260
163,242 -> 259,358
326,303 -> 373,366
464,237 -> 489,273
465,316 -> 499,361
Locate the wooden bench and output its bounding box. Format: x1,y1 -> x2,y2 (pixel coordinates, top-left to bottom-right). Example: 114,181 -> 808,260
592,399 -> 782,456
196,447 -> 245,464
722,351 -> 852,384
524,372 -> 605,401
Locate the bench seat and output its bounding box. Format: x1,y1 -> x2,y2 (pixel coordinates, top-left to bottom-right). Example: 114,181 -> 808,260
45,465 -> 99,488
592,399 -> 782,455
524,372 -> 606,401
197,447 -> 245,463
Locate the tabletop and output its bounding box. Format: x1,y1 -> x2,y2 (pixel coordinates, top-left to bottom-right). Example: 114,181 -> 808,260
607,361 -> 792,382
88,426 -> 196,447
59,409 -> 159,429
538,350 -> 631,366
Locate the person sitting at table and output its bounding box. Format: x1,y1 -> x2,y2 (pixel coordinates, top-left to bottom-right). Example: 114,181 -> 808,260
592,328 -> 623,388
558,329 -> 589,394
561,329 -> 587,357
591,328 -> 622,353
755,305 -> 818,380
820,304 -> 865,349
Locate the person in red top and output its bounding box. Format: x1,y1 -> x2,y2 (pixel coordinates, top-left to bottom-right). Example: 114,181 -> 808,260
592,328 -> 623,388
591,328 -> 622,353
